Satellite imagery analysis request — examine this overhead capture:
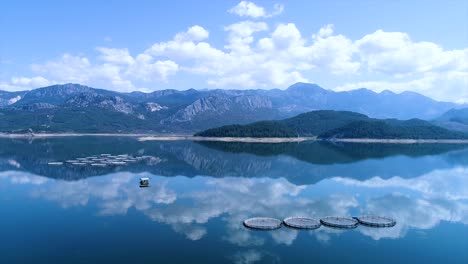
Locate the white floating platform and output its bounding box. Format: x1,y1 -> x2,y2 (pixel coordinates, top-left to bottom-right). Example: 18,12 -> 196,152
91,163 -> 107,167
283,217 -> 321,229
243,217 -> 282,230
48,162 -> 63,166
320,216 -> 359,229
357,215 -> 396,227
71,162 -> 87,166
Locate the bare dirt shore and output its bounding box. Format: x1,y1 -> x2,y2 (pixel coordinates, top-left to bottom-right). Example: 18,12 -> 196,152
138,136 -> 316,143
0,133 -> 314,143
0,133 -> 156,138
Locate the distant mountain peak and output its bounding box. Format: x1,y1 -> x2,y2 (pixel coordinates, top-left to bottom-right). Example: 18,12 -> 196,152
380,89 -> 395,95
286,82 -> 327,94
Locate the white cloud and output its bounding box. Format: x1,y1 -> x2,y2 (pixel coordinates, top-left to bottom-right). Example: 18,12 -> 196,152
225,21 -> 268,53
229,1 -> 265,18
0,76 -> 51,91
96,47 -> 135,65
21,48 -> 179,92
1,13 -> 467,101
175,25 -> 209,42
0,76 -> 52,91
315,24 -> 334,38
229,1 -> 283,18
32,54 -> 92,84
10,76 -> 51,87
146,23 -> 358,88
355,30 -> 468,76
126,54 -> 179,82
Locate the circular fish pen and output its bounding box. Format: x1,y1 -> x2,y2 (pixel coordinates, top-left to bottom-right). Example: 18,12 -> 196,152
357,215 -> 396,227
320,216 -> 359,229
283,217 -> 321,229
243,217 -> 282,230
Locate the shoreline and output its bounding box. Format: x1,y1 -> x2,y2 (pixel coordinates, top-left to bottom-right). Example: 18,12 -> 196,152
138,136 -> 315,143
1,133 -> 468,144
0,133 -> 168,138
325,138 -> 468,144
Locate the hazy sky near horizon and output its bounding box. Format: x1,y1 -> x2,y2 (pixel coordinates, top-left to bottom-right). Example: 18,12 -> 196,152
1,0 -> 467,102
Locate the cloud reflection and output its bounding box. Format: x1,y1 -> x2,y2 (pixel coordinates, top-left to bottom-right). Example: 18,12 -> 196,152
1,165 -> 467,245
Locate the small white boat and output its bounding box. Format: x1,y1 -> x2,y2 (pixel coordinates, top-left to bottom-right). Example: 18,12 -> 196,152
139,177 -> 150,187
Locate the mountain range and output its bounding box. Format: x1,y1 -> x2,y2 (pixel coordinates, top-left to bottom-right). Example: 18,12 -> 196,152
0,82 -> 465,133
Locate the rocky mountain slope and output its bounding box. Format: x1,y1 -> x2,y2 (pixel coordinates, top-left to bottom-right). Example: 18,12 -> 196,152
0,82 -> 461,133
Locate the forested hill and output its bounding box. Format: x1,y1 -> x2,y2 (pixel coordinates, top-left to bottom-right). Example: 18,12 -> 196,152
194,110 -> 468,139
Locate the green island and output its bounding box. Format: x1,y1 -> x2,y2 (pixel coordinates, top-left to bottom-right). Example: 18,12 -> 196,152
194,110 -> 468,140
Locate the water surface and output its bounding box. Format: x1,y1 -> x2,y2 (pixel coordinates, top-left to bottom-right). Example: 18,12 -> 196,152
1,137 -> 467,263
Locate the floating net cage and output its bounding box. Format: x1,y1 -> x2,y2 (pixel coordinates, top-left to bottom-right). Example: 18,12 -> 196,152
243,217 -> 282,230
49,154 -> 151,168
320,216 -> 359,229
356,215 -> 396,227
283,217 -> 321,229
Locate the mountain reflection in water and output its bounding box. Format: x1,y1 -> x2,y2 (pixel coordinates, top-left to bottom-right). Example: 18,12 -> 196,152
1,137 -> 467,264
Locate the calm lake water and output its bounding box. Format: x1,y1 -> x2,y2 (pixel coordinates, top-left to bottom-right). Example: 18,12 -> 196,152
1,137 -> 467,263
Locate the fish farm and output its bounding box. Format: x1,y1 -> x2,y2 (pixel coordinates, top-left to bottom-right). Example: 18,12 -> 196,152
243,217 -> 283,230
356,215 -> 397,227
244,216 -> 396,230
283,217 -> 321,229
320,216 -> 359,229
48,153 -> 154,168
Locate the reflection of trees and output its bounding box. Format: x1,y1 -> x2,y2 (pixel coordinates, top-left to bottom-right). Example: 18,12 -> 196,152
198,141 -> 468,164
2,138 -> 468,185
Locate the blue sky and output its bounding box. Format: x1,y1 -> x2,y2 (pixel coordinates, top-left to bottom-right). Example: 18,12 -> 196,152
1,0 -> 467,102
